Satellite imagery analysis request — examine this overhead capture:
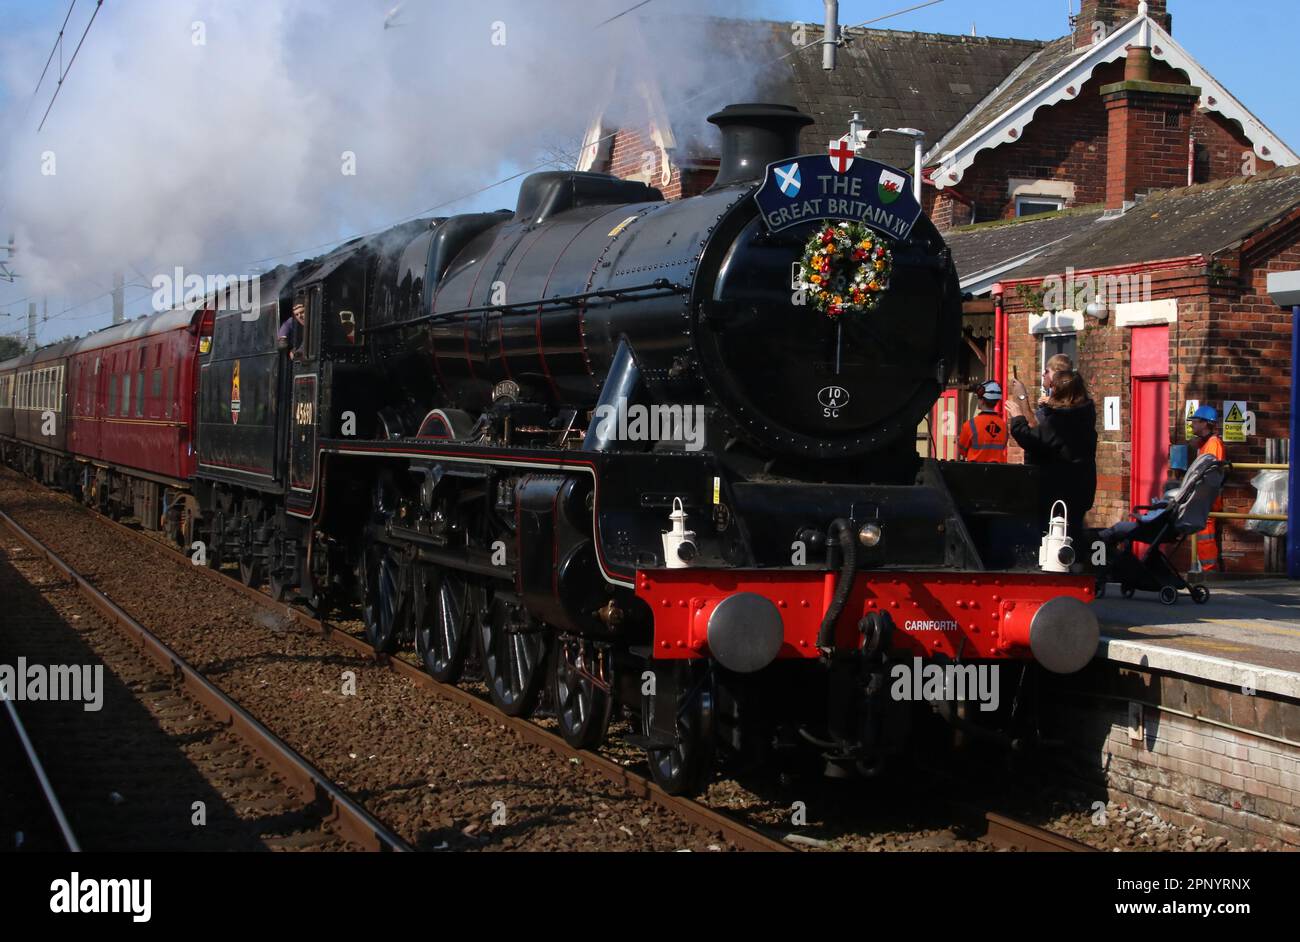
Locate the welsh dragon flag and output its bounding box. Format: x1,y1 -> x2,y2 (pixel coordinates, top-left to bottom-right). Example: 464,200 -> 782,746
878,169 -> 906,205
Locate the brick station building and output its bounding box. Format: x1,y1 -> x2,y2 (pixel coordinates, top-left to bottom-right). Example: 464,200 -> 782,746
581,0 -> 1297,571
947,169 -> 1300,571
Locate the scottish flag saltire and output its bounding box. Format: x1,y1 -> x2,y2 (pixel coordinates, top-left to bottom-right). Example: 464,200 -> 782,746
775,161 -> 801,197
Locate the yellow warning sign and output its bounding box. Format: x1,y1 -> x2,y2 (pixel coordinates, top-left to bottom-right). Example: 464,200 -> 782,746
231,360 -> 242,425
1184,400 -> 1199,439
1223,400 -> 1247,443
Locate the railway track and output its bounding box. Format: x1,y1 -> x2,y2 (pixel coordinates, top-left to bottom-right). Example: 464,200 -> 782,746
2,680 -> 80,852
982,811 -> 1097,852
61,505 -> 791,853
0,478 -> 782,851
0,509 -> 411,853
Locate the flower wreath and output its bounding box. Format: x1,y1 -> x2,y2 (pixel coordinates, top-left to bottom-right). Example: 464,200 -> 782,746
799,222 -> 893,319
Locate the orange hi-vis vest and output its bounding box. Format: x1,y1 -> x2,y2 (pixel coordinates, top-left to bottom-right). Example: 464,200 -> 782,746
959,411 -> 1007,463
1194,434 -> 1226,571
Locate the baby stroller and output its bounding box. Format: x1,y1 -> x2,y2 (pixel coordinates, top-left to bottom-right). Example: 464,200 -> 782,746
1096,452 -> 1229,605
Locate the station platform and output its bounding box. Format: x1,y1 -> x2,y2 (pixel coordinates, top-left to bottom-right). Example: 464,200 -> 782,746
1092,579 -> 1300,699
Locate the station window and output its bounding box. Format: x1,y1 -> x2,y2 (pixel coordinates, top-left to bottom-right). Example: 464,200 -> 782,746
1015,196 -> 1065,217
1041,333 -> 1078,377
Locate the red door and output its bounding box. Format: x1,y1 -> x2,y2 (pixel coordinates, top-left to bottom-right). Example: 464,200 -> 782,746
1130,326 -> 1170,511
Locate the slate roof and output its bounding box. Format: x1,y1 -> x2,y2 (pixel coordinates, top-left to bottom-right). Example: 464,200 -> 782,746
946,205 -> 1106,283
929,35 -> 1081,160
944,166 -> 1300,285
664,19 -> 1046,171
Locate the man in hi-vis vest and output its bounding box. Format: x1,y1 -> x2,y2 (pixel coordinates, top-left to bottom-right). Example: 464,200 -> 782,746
958,381 -> 1007,463
1190,405 -> 1226,572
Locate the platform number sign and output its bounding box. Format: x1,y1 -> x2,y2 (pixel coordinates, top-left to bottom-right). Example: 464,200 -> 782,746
1103,396 -> 1120,431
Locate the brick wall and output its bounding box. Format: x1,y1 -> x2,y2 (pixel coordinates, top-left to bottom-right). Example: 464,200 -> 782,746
934,59 -> 1275,229
1193,112 -> 1278,183
926,188 -> 974,230
600,127 -> 718,201
1049,662 -> 1300,849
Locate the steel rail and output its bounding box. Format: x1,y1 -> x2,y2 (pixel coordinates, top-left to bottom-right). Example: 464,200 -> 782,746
0,509 -> 411,853
983,811 -> 1097,852
1,685 -> 81,851
15,492 -> 792,852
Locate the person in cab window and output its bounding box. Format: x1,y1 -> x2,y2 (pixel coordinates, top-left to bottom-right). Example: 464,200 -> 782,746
277,301 -> 306,361
1190,405 -> 1226,572
958,381 -> 1007,463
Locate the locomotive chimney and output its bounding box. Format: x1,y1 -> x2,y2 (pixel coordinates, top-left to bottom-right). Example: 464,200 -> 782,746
707,103 -> 814,189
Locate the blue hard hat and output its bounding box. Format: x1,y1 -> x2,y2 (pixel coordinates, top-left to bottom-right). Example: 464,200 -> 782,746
1192,405 -> 1218,423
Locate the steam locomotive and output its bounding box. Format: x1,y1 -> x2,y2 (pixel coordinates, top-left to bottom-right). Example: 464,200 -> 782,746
0,103 -> 1099,794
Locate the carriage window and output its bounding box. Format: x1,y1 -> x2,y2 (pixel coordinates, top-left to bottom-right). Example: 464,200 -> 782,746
136,370 -> 145,416
152,368 -> 162,398
109,375 -> 118,416
120,373 -> 131,415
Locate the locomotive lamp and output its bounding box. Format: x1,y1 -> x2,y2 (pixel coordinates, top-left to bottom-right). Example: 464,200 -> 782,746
858,522 -> 883,548
1038,501 -> 1076,572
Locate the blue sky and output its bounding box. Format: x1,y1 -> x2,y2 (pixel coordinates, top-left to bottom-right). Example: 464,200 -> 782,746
0,0 -> 1292,345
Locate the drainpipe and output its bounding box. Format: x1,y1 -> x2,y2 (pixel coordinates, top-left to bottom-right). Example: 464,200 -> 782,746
992,283 -> 1007,397
1292,304 -> 1300,578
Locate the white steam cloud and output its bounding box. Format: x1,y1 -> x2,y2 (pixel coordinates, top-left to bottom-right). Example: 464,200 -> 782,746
0,0 -> 774,337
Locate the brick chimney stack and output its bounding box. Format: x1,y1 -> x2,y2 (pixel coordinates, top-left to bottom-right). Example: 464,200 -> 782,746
1101,42 -> 1199,208
1074,0 -> 1172,49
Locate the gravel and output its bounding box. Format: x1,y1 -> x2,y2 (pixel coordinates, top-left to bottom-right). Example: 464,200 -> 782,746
0,472 -> 735,851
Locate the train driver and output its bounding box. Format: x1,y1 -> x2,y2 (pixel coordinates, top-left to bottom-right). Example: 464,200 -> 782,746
277,300 -> 307,361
